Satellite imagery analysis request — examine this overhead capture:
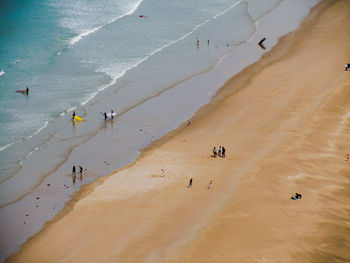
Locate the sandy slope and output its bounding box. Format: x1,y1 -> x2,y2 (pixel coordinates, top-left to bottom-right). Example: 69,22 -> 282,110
7,0 -> 350,262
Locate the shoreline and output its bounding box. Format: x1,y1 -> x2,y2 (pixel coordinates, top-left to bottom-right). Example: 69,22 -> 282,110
6,0 -> 350,262
0,0 -> 323,260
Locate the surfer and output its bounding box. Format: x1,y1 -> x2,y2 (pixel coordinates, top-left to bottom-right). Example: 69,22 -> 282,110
72,111 -> 76,120
139,15 -> 147,18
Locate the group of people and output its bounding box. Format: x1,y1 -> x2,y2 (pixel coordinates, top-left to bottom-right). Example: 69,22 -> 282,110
187,178 -> 213,189
195,37 -> 211,47
212,146 -> 226,158
103,110 -> 116,120
72,165 -> 84,183
345,63 -> 350,71
291,192 -> 302,200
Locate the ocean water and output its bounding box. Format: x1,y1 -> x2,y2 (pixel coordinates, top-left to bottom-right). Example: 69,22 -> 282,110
0,0 -> 321,260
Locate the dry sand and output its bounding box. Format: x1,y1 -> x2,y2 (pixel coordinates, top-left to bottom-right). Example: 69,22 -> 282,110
7,0 -> 350,262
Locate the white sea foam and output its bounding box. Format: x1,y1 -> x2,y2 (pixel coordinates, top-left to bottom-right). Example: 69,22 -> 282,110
0,140 -> 22,152
0,70 -> 5,77
69,0 -> 144,45
78,0 -> 246,107
27,121 -> 49,140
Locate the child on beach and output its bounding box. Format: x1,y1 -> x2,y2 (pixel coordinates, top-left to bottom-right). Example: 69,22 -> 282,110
208,180 -> 213,189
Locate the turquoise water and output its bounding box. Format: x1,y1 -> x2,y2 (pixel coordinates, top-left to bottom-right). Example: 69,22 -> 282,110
0,0 -> 322,260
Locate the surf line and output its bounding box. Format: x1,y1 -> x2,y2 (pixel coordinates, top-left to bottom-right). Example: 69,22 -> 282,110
69,0 -> 144,45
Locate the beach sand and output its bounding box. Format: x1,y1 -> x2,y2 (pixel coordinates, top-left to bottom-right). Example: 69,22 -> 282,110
7,0 -> 350,262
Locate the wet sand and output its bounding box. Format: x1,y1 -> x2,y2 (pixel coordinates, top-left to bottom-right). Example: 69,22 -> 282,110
7,0 -> 350,262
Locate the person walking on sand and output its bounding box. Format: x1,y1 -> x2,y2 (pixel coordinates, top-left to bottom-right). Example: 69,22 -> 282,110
161,169 -> 165,177
72,165 -> 76,175
218,146 -> 222,157
188,178 -> 193,188
347,153 -> 349,161
213,147 -> 217,157
345,63 -> 349,71
79,165 -> 83,175
222,146 -> 226,158
208,180 -> 213,189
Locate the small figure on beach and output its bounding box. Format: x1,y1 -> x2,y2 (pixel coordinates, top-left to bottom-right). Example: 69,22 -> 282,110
111,110 -> 114,119
222,146 -> 226,158
26,86 -> 29,95
345,63 -> 349,71
212,147 -> 217,157
104,112 -> 107,120
291,193 -> 302,200
196,37 -> 200,47
72,111 -> 76,120
188,178 -> 193,188
161,169 -> 165,177
208,180 -> 213,189
218,146 -> 222,157
79,165 -> 83,180
346,153 -> 349,161
207,39 -> 210,45
187,120 -> 191,126
72,165 -> 76,175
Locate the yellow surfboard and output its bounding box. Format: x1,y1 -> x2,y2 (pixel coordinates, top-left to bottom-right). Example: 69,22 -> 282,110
74,115 -> 83,122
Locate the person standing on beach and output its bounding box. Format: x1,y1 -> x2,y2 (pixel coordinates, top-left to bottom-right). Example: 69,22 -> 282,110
213,147 -> 217,157
196,37 -> 200,47
72,165 -> 76,175
345,64 -> 349,71
26,87 -> 29,95
188,178 -> 193,188
218,146 -> 222,157
104,112 -> 107,120
347,153 -> 349,161
79,165 -> 83,180
222,146 -> 226,158
161,169 -> 165,177
208,180 -> 212,189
